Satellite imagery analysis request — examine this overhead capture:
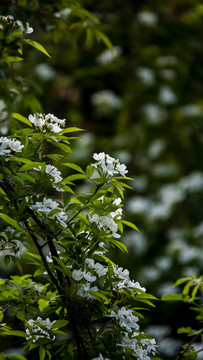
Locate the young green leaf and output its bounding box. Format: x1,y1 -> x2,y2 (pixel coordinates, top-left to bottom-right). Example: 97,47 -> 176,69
0,213 -> 22,232
12,113 -> 32,127
24,39 -> 51,58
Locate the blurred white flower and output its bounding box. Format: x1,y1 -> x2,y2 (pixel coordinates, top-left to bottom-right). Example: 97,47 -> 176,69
147,139 -> 166,159
155,55 -> 178,67
136,67 -> 155,86
193,222 -> 203,238
142,104 -> 167,124
155,256 -> 172,271
0,100 -> 7,121
91,90 -> 122,111
35,64 -> 56,81
158,184 -> 185,205
127,196 -> 151,214
96,46 -> 122,65
179,104 -> 202,117
179,172 -> 203,192
137,11 -> 158,26
152,163 -> 179,178
158,86 -> 177,105
54,8 -> 72,20
158,337 -> 182,356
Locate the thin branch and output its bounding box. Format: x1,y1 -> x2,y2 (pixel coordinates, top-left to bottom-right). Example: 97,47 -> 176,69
176,334 -> 199,360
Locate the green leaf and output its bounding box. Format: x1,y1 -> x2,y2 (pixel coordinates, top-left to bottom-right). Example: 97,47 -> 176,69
52,142 -> 72,153
24,39 -> 51,58
161,294 -> 184,301
109,239 -> 128,253
62,174 -> 87,182
4,255 -> 10,270
172,277 -> 192,287
10,355 -> 27,360
38,299 -> 49,312
59,127 -> 84,134
86,165 -> 94,178
51,319 -> 68,330
121,220 -> 139,232
61,163 -> 85,174
0,213 -> 22,232
177,327 -> 192,334
3,330 -> 27,338
12,113 -> 32,127
94,29 -> 113,50
39,346 -> 45,360
2,57 -> 23,63
73,8 -> 100,24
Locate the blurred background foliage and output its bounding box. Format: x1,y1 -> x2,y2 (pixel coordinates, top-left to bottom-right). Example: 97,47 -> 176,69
0,0 -> 203,358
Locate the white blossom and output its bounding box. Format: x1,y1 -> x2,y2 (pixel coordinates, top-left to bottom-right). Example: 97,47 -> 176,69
0,137 -> 24,156
92,354 -> 110,360
0,15 -> 33,34
76,283 -> 98,299
112,266 -> 146,293
92,152 -> 128,178
85,259 -> 108,277
89,213 -> 120,238
30,197 -> 68,227
83,272 -> 97,282
16,20 -> 33,34
45,164 -> 63,183
25,317 -> 57,343
72,269 -> 84,281
141,338 -> 158,355
108,307 -> 139,333
28,113 -> 66,133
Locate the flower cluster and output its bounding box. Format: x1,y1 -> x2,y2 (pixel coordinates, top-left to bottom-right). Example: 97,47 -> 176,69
89,213 -> 120,238
0,137 -> 24,156
25,317 -> 56,343
108,306 -> 139,333
35,164 -> 63,191
117,332 -> 157,359
0,15 -> 33,34
72,268 -> 98,299
72,259 -> 110,299
28,113 -> 66,133
31,198 -> 68,227
107,305 -> 157,359
92,152 -> 128,177
85,258 -> 108,277
112,266 -> 146,293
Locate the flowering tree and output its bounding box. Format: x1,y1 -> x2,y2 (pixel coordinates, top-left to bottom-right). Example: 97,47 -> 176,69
0,17 -> 159,357
0,111 -> 159,359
